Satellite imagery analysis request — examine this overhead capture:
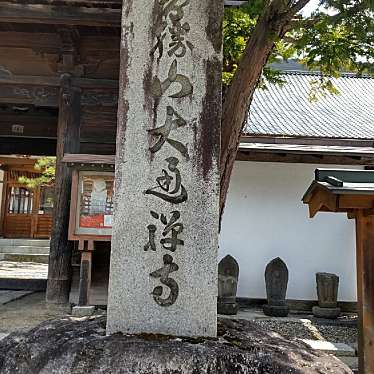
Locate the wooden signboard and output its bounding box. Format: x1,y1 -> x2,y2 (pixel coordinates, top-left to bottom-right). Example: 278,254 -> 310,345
69,169 -> 114,241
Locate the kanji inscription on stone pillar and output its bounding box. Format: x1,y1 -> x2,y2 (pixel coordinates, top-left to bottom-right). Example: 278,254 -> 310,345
107,0 -> 223,337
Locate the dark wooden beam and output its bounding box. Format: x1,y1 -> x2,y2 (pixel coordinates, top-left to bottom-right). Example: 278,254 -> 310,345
0,156 -> 37,166
80,142 -> 115,155
0,137 -> 56,155
0,75 -> 117,89
355,211 -> 374,374
237,150 -> 374,166
0,171 -> 7,237
46,74 -> 81,304
0,114 -> 57,138
0,2 -> 121,27
0,84 -> 59,106
0,76 -> 118,107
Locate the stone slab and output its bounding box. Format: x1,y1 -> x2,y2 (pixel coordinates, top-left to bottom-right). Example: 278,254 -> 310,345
0,333 -> 9,341
0,261 -> 48,290
300,339 -> 356,357
72,306 -> 95,317
0,261 -> 48,279
107,0 -> 223,338
312,306 -> 341,319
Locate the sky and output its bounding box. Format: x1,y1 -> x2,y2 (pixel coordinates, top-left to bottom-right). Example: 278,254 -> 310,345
302,0 -> 320,15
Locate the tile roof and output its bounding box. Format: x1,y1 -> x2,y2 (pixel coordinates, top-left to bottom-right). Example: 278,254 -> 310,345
243,72 -> 374,139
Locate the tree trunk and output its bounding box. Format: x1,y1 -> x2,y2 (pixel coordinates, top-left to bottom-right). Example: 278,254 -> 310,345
219,0 -> 310,221
46,74 -> 81,304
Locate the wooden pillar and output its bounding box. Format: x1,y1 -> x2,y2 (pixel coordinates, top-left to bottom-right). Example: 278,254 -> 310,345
77,240 -> 93,306
355,210 -> 374,374
0,169 -> 7,237
46,74 -> 80,304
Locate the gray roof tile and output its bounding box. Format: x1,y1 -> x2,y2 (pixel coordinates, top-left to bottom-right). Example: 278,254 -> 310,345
243,72 -> 374,139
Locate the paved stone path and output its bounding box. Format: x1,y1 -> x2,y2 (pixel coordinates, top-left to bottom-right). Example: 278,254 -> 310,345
0,290 -> 34,305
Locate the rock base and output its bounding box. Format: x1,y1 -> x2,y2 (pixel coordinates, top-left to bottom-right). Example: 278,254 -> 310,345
263,304 -> 290,317
217,302 -> 238,315
0,316 -> 351,373
313,306 -> 341,319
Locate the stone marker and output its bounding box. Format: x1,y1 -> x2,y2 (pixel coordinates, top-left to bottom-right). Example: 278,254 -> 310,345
313,272 -> 341,319
263,257 -> 290,317
218,255 -> 239,315
107,0 -> 223,337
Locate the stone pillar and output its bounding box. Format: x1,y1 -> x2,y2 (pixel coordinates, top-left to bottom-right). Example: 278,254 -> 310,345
106,0 -> 223,337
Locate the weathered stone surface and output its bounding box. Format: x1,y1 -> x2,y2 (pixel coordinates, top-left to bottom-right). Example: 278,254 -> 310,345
312,306 -> 341,319
107,0 -> 223,337
316,272 -> 340,308
263,257 -> 289,317
218,255 -> 239,315
313,272 -> 340,319
0,316 -> 352,374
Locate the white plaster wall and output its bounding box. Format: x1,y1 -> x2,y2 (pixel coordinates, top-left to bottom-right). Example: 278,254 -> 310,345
219,161 -> 359,302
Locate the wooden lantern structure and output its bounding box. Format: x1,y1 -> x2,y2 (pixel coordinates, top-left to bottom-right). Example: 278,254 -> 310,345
303,169 -> 374,374
63,153 -> 114,307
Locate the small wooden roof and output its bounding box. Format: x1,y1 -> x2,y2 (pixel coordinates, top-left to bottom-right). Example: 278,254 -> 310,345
62,153 -> 115,171
302,169 -> 374,218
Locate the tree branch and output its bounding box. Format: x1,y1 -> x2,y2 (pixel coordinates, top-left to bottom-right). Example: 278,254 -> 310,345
220,0 -> 310,221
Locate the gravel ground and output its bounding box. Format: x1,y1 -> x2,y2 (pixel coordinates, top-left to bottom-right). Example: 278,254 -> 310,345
254,319 -> 357,346
0,292 -> 68,333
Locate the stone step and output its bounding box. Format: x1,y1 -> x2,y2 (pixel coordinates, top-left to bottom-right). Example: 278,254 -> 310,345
300,339 -> 356,357
0,277 -> 47,291
0,239 -> 50,248
0,246 -> 50,255
0,261 -> 48,291
0,253 -> 49,264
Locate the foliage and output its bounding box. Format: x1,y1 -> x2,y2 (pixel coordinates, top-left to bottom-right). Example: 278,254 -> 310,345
18,157 -> 56,189
223,0 -> 374,93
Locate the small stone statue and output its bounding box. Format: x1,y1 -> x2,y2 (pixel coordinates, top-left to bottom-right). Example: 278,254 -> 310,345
218,255 -> 239,315
312,272 -> 341,319
263,257 -> 289,317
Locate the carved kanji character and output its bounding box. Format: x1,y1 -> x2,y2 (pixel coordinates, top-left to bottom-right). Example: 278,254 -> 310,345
151,59 -> 193,98
145,157 -> 187,204
148,106 -> 189,160
150,254 -> 179,306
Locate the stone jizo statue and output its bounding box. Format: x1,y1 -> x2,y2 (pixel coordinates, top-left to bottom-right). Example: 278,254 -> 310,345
312,272 -> 341,319
218,255 -> 239,315
263,257 -> 289,317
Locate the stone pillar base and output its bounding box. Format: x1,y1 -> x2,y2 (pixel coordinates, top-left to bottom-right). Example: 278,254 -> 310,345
263,304 -> 289,317
312,306 -> 341,319
72,305 -> 95,317
217,302 -> 238,315
0,316 -> 351,373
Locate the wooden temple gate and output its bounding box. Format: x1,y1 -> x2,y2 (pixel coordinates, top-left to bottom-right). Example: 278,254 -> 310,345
1,168 -> 53,238
0,0 -> 122,303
